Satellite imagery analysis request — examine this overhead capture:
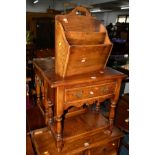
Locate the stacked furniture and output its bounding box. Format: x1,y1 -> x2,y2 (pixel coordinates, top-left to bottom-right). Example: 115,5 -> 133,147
32,6 -> 127,154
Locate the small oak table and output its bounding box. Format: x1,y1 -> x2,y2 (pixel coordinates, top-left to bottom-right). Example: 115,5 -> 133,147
33,57 -> 127,152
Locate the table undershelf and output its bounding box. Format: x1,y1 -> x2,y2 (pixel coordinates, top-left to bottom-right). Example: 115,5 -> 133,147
51,109 -> 110,143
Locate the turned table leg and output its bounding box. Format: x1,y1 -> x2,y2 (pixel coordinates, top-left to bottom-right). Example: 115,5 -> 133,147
109,100 -> 117,131
55,116 -> 63,152
55,87 -> 64,152
48,99 -> 53,125
47,86 -> 54,125
42,80 -> 49,125
109,79 -> 122,132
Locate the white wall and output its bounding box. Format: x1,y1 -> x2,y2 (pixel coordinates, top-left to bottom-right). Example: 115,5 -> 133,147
92,10 -> 129,26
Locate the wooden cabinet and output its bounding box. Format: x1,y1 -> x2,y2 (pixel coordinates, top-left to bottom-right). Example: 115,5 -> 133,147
26,10 -> 61,50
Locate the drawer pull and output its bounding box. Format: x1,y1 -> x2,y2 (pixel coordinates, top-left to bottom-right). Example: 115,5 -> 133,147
90,76 -> 96,79
43,151 -> 49,155
81,58 -> 86,63
89,91 -> 94,95
125,118 -> 129,123
84,142 -> 89,147
99,70 -> 104,74
112,143 -> 115,146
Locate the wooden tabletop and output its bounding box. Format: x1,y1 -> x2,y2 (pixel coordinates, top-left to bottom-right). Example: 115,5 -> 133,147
33,57 -> 127,88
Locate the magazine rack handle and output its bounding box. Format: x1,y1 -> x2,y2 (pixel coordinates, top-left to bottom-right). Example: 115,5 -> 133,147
68,6 -> 91,17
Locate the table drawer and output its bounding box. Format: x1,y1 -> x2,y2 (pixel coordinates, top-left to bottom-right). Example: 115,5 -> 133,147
65,82 -> 116,103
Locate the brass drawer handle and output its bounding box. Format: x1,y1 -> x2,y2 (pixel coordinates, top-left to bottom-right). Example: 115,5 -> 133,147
90,76 -> 96,79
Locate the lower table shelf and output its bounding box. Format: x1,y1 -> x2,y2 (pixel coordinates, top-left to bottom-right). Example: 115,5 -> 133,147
51,109 -> 110,143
